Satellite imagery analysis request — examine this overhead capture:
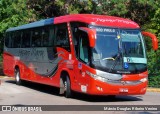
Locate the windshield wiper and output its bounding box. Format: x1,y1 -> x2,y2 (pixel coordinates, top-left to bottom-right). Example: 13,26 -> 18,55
109,32 -> 122,73
109,51 -> 122,73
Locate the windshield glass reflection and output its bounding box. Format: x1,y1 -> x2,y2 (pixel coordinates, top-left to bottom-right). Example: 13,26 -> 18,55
89,25 -> 147,74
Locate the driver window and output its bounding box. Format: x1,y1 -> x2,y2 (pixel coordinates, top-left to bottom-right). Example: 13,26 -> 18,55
79,32 -> 89,63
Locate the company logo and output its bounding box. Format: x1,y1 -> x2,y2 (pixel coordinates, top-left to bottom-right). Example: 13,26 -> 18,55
2,106 -> 11,111
121,81 -> 126,85
1,106 -> 42,111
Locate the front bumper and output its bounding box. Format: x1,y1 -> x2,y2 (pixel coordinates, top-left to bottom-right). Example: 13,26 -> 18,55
87,78 -> 147,95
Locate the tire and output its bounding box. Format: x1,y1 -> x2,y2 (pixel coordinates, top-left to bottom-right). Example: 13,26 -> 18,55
64,76 -> 72,98
15,68 -> 22,85
107,95 -> 116,99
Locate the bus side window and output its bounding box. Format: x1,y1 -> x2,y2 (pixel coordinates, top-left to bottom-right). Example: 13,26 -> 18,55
32,28 -> 42,47
72,28 -> 79,58
55,23 -> 70,51
5,32 -> 10,47
70,22 -> 88,58
13,31 -> 21,48
8,32 -> 12,48
42,27 -> 49,47
10,32 -> 15,48
21,30 -> 31,48
48,25 -> 54,47
79,32 -> 89,63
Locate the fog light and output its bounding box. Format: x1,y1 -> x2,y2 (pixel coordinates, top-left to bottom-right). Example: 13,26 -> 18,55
96,86 -> 103,91
141,87 -> 146,92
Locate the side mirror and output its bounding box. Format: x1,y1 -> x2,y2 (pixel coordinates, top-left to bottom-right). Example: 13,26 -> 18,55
142,31 -> 158,51
78,27 -> 96,47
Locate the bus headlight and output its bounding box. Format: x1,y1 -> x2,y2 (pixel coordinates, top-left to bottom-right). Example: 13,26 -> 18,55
86,71 -> 96,78
140,77 -> 148,82
86,71 -> 106,82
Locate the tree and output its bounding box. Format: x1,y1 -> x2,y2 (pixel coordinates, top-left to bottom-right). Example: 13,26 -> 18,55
0,0 -> 36,52
94,0 -> 159,25
27,0 -> 159,26
27,0 -> 95,17
142,8 -> 160,87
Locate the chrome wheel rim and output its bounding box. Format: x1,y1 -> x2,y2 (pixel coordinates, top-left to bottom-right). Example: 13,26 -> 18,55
16,72 -> 20,82
64,81 -> 67,91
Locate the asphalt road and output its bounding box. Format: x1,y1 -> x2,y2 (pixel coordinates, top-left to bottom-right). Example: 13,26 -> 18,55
0,77 -> 160,114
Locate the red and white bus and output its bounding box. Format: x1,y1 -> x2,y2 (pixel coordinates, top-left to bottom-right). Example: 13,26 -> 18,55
3,14 -> 158,98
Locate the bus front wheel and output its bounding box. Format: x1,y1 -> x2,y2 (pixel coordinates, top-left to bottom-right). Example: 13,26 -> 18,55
15,68 -> 22,85
64,76 -> 72,98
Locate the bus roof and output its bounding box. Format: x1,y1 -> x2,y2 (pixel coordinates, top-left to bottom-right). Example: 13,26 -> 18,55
6,14 -> 139,32
54,14 -> 140,28
6,18 -> 54,32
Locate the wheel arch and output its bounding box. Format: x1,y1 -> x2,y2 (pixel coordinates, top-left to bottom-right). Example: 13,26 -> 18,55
60,70 -> 71,81
15,65 -> 19,70
59,70 -> 72,95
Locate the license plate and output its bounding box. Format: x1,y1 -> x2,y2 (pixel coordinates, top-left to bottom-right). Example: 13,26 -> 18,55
119,88 -> 128,93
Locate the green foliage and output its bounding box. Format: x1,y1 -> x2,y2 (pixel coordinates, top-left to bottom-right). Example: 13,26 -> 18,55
0,0 -> 36,52
94,0 -> 159,25
143,8 -> 160,87
27,0 -> 96,17
95,0 -> 128,15
148,72 -> 160,88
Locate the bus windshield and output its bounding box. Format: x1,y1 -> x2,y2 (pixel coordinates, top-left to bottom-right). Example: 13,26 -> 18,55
90,25 -> 147,74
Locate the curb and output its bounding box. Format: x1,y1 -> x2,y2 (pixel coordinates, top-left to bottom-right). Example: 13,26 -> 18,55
0,76 -> 14,80
147,88 -> 160,92
0,76 -> 10,78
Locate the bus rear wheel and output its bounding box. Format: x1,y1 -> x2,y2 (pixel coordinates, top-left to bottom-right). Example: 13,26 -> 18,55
15,68 -> 22,85
64,76 -> 72,98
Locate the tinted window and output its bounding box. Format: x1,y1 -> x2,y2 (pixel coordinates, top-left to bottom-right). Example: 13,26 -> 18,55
10,32 -> 14,48
55,23 -> 70,51
5,32 -> 10,47
79,32 -> 89,63
48,26 -> 55,47
70,22 -> 88,57
5,26 -> 55,48
13,31 -> 21,48
32,28 -> 42,47
42,27 -> 49,47
21,30 -> 31,48
42,26 -> 54,47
